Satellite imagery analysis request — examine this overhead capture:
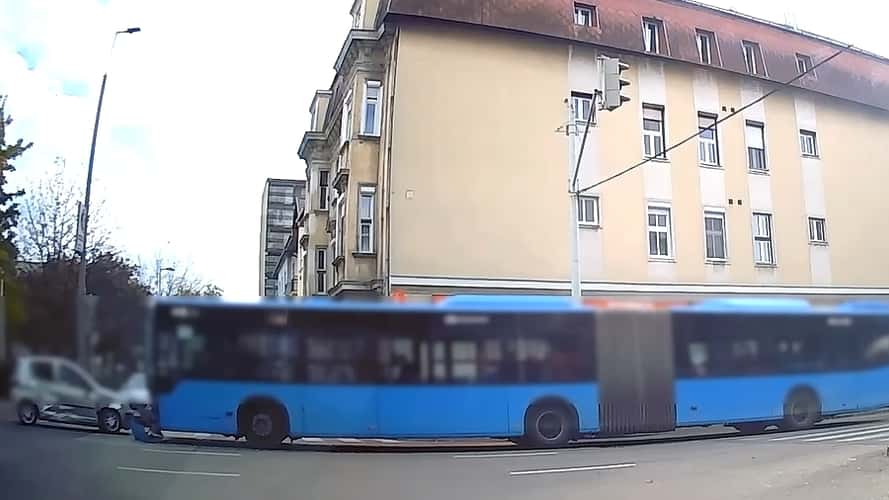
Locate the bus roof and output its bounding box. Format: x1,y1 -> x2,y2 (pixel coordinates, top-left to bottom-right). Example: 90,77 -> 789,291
153,295 -> 586,313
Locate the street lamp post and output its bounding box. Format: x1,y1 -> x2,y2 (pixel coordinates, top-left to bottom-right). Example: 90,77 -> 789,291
156,264 -> 175,296
75,27 -> 141,368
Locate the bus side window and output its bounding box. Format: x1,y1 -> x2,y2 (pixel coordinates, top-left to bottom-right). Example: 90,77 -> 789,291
687,342 -> 709,377
450,340 -> 478,383
379,337 -> 419,384
864,332 -> 889,366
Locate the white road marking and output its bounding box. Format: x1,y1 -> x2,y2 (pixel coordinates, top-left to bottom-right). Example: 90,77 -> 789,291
117,466 -> 240,478
804,425 -> 889,442
836,430 -> 889,442
509,462 -> 637,476
142,448 -> 241,457
455,451 -> 558,459
768,424 -> 889,442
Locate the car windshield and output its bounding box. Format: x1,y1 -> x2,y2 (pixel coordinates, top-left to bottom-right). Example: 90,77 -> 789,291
120,373 -> 146,391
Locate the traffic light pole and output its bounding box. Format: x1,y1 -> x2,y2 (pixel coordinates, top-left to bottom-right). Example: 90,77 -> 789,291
566,97 -> 582,299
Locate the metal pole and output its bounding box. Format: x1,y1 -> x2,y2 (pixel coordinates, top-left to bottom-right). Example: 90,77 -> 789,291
76,72 -> 107,368
566,97 -> 581,299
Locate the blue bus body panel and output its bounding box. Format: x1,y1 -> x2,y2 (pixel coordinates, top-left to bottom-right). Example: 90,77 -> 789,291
676,365 -> 889,425
158,381 -> 599,438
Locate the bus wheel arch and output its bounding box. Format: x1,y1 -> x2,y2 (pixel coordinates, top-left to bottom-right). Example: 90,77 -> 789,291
522,397 -> 579,448
782,386 -> 821,430
237,396 -> 290,447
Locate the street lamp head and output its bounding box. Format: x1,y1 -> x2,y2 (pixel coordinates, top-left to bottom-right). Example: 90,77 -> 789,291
161,267 -> 175,272
117,27 -> 141,34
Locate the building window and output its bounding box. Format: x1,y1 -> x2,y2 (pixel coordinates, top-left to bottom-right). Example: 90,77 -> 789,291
341,90 -> 353,146
358,186 -> 375,253
574,4 -> 596,27
572,92 -> 593,128
647,206 -> 672,258
362,80 -> 382,136
318,170 -> 329,210
800,130 -> 818,157
704,211 -> 727,260
642,105 -> 665,159
808,217 -> 827,244
577,196 -> 600,226
337,195 -> 346,257
796,53 -> 814,76
745,122 -> 766,171
697,113 -> 719,165
742,41 -> 764,76
752,213 -> 774,265
315,247 -> 327,294
642,18 -> 664,54
696,29 -> 716,65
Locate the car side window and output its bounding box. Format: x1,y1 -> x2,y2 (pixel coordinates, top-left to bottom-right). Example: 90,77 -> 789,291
58,365 -> 91,392
31,361 -> 54,382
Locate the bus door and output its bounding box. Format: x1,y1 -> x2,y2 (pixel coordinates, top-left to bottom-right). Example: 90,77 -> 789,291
595,309 -> 676,435
377,312 -> 511,438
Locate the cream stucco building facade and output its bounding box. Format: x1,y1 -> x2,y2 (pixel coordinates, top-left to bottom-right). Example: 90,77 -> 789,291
297,0 -> 889,301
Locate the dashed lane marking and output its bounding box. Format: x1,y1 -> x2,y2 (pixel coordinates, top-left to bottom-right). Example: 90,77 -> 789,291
509,462 -> 637,476
117,466 -> 240,478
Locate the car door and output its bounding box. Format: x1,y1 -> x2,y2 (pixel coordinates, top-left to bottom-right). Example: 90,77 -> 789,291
28,359 -> 57,411
55,361 -> 98,423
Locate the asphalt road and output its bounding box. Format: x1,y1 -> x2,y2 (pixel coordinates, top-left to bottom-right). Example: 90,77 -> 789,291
3,404 -> 889,500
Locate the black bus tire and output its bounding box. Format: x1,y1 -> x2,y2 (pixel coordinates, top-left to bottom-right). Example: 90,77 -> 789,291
240,403 -> 287,449
782,388 -> 821,431
523,403 -> 576,448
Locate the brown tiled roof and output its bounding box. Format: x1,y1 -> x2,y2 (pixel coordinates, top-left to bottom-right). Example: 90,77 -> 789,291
382,0 -> 889,112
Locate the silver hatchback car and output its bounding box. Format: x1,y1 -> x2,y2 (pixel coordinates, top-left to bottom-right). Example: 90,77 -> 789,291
12,356 -> 129,433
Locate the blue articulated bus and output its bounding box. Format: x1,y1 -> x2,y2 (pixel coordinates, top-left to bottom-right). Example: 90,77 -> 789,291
147,295 -> 889,447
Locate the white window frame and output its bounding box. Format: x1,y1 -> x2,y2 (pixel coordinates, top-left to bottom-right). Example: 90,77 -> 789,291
340,90 -> 353,146
318,170 -> 329,210
357,186 -> 375,253
742,41 -> 759,75
577,195 -> 600,227
697,113 -> 719,166
796,53 -> 814,76
315,247 -> 327,294
752,212 -> 775,265
745,121 -> 767,172
574,4 -> 595,27
800,129 -> 818,157
361,80 -> 382,136
642,104 -> 666,159
808,217 -> 827,244
647,205 -> 673,259
336,194 -> 346,258
643,19 -> 660,54
703,210 -> 727,261
696,30 -> 713,64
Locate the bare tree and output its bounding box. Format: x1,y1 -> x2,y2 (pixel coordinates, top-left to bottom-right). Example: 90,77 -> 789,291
18,158 -> 110,262
138,254 -> 223,296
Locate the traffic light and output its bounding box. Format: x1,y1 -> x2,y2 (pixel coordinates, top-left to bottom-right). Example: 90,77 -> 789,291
600,56 -> 631,111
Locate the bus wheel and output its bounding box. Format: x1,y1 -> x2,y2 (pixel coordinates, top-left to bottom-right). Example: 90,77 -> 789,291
782,389 -> 821,431
524,404 -> 576,448
241,404 -> 286,448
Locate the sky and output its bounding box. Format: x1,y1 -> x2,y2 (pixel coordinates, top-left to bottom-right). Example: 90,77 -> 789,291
0,0 -> 885,298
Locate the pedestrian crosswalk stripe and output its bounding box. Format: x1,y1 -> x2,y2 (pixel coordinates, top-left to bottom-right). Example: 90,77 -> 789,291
836,430 -> 889,442
804,425 -> 889,442
769,423 -> 889,442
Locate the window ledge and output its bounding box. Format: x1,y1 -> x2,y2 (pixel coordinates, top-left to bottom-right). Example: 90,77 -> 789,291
313,208 -> 329,214
648,257 -> 676,263
809,241 -> 829,247
356,133 -> 381,140
747,169 -> 770,176
352,252 -> 377,258
645,156 -> 670,164
801,154 -> 820,159
705,259 -> 729,266
578,223 -> 601,230
699,163 -> 722,170
754,263 -> 777,269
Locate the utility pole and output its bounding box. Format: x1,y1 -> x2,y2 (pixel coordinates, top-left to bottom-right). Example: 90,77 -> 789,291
566,97 -> 582,299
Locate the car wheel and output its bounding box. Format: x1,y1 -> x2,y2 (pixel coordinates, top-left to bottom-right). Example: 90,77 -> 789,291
98,408 -> 122,434
523,404 -> 576,448
17,401 -> 39,425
